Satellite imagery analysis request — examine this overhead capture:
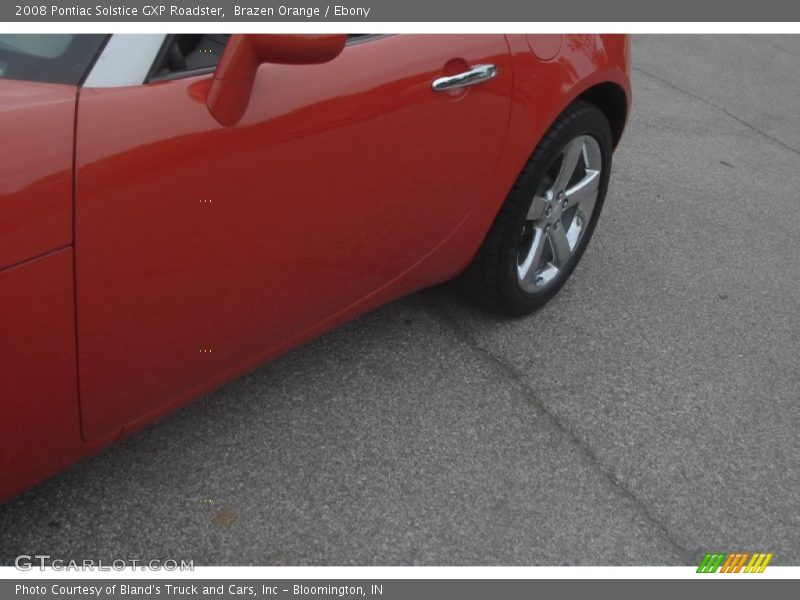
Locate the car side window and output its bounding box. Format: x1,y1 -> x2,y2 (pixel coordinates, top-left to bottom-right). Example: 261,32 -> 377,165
148,34 -> 230,81
0,34 -> 107,85
148,34 -> 380,82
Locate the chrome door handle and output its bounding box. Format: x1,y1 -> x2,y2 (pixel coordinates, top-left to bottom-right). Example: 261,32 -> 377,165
431,64 -> 498,92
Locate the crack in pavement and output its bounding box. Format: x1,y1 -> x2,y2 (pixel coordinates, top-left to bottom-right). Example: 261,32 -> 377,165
633,66 -> 800,161
421,291 -> 693,563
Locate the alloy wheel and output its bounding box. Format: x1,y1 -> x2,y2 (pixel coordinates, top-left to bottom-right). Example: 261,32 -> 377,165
516,134 -> 603,293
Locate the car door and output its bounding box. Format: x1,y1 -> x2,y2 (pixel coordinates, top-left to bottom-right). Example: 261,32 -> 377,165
0,35 -> 106,499
75,34 -> 513,440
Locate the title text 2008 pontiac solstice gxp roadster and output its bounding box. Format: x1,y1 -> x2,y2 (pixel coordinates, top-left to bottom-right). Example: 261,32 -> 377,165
0,33 -> 630,501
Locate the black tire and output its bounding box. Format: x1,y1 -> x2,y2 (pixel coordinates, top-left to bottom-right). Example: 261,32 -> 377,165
459,100 -> 613,316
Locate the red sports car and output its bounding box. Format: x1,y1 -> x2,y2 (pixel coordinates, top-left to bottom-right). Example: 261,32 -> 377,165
0,33 -> 630,501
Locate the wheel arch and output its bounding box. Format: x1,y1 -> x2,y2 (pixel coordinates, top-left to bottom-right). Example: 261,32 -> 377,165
574,82 -> 629,148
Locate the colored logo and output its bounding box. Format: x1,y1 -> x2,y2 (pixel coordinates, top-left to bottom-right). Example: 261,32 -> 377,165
697,552 -> 773,573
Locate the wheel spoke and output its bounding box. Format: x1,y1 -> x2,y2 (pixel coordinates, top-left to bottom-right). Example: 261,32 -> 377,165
527,192 -> 551,220
549,224 -> 572,268
517,227 -> 547,285
564,168 -> 600,214
552,137 -> 585,194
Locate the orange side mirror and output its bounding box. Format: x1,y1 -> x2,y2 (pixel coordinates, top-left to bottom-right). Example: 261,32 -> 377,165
206,34 -> 346,127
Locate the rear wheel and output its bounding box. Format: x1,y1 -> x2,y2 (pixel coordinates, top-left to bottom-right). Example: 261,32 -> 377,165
461,100 -> 613,316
